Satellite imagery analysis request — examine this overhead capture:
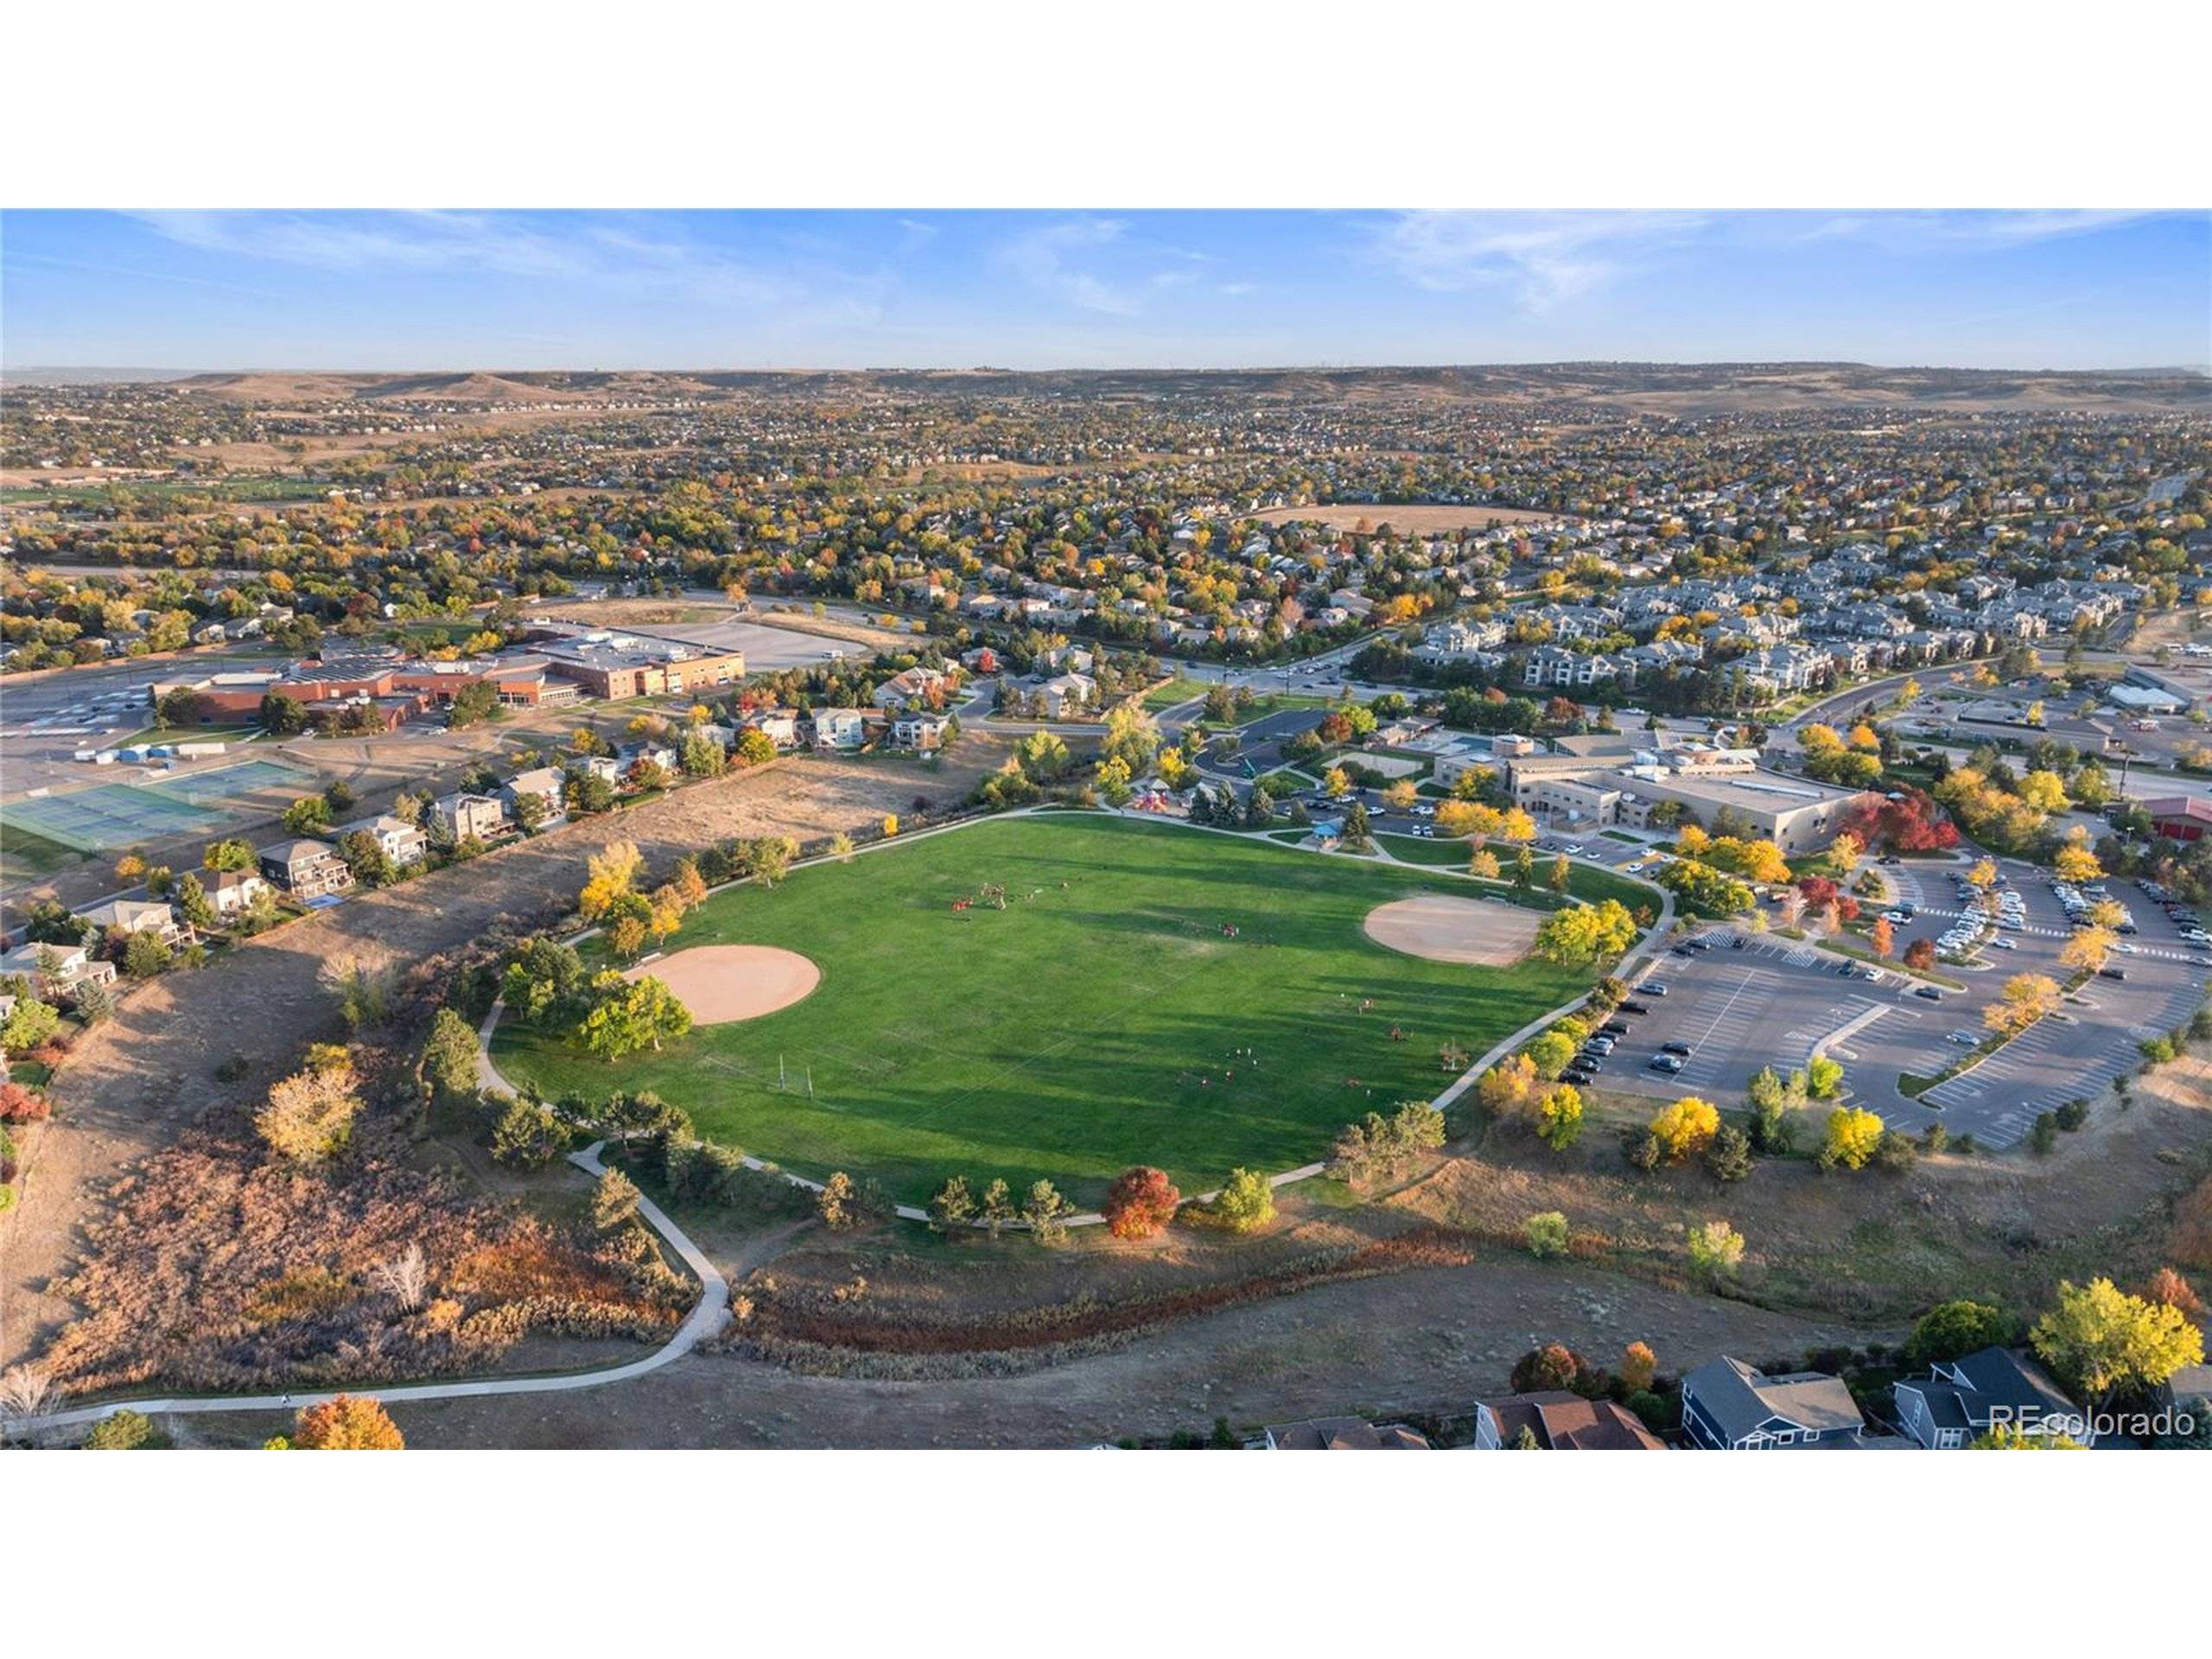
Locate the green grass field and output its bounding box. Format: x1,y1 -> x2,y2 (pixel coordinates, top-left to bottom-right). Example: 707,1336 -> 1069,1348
494,813 -> 1592,1205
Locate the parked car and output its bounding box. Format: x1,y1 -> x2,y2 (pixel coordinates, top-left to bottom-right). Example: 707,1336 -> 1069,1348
2099,967 -> 2128,981
1659,1040 -> 1693,1057
1649,1054 -> 1685,1074
1642,982 -> 1669,997
1914,985 -> 1944,1001
1599,1020 -> 1630,1037
1619,1000 -> 1650,1015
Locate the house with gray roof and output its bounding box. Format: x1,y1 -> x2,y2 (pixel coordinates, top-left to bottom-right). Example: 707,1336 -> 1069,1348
1681,1356 -> 1868,1449
1894,1347 -> 2085,1448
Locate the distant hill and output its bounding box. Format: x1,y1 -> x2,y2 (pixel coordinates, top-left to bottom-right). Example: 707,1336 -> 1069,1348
1,365 -> 202,386
17,362 -> 2205,412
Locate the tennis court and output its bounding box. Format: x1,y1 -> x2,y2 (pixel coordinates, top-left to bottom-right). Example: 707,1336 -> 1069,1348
148,759 -> 305,805
2,758 -> 310,852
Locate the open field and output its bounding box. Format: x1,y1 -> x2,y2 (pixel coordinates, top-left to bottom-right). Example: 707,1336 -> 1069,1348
494,814 -> 1592,1205
1254,503 -> 1571,533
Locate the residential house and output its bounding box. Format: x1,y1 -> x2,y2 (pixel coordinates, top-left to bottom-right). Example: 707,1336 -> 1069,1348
502,767 -> 566,824
1893,1347 -> 2084,1448
0,939 -> 119,1004
1472,1391 -> 1666,1450
870,665 -> 950,711
206,868 -> 272,919
1681,1356 -> 1868,1449
1262,1416 -> 1430,1450
889,710 -> 950,752
807,708 -> 872,753
743,707 -> 802,748
431,791 -> 509,843
257,838 -> 356,900
335,813 -> 430,868
1038,672 -> 1098,718
80,896 -> 193,950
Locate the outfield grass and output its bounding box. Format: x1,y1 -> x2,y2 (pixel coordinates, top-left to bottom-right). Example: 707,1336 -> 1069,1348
494,814 -> 1592,1205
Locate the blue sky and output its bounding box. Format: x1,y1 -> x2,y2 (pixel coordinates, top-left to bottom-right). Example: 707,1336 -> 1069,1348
3,209 -> 2205,372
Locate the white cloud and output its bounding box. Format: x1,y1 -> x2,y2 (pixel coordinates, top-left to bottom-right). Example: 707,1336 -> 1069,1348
996,217 -> 1142,315
129,210 -> 825,312
1373,211 -> 1707,310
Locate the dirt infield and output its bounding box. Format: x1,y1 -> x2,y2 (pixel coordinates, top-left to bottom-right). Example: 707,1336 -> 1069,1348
1362,893 -> 1541,966
633,945 -> 820,1025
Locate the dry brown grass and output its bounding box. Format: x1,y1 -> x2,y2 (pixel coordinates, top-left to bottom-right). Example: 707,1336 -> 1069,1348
34,1118 -> 683,1397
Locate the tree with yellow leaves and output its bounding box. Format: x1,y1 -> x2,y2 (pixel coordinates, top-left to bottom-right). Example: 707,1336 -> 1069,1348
1648,1096 -> 1720,1163
1676,823 -> 1712,856
1828,831 -> 1864,877
2053,848 -> 2101,887
1468,848 -> 1502,879
2018,770 -> 2071,813
1322,766 -> 1351,799
2059,926 -> 2114,974
578,839 -> 643,923
1984,973 -> 2061,1037
1967,857 -> 1999,891
1817,1105 -> 1886,1172
1846,722 -> 1881,752
1476,1052 -> 1539,1121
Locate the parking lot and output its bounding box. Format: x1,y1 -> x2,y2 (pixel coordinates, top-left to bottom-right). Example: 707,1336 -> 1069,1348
1598,938 -> 1897,1105
1589,855 -> 2210,1148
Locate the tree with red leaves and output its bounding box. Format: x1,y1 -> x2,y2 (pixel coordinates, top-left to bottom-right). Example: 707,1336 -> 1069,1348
0,1083 -> 50,1123
1101,1166 -> 1181,1239
1840,790 -> 1959,855
1904,938 -> 1936,971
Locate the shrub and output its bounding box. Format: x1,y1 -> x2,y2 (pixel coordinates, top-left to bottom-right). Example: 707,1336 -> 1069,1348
1704,1124 -> 1753,1184
255,1064 -> 363,1163
1619,1341 -> 1657,1392
1524,1211 -> 1571,1258
0,1082 -> 50,1123
2029,1112 -> 2060,1155
287,1395 -> 404,1450
1211,1166 -> 1275,1235
1102,1166 -> 1181,1240
1686,1219 -> 1746,1281
1872,1130 -> 1921,1174
83,1408 -> 161,1450
490,1096 -> 572,1168
1510,1343 -> 1587,1393
591,1169 -> 642,1233
2054,1098 -> 2090,1132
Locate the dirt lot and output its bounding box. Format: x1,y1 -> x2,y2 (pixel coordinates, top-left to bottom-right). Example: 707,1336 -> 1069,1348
1254,503 -> 1572,533
0,740 -> 1007,1370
